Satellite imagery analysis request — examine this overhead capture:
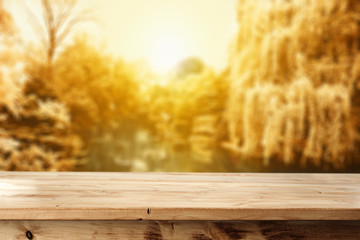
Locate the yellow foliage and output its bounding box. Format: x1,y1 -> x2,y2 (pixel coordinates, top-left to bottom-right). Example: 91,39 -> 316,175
226,0 -> 360,168
0,4 -> 84,171
0,1 -> 13,35
52,37 -> 141,138
145,62 -> 228,167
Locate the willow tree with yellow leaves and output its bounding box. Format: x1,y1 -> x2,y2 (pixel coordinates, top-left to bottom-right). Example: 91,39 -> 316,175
225,0 -> 360,170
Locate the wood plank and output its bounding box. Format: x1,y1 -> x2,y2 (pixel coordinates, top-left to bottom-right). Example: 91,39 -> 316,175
0,172 -> 359,220
1,220 -> 359,240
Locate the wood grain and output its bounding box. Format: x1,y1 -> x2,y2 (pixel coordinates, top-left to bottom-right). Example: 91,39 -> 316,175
1,220 -> 359,240
0,172 -> 359,220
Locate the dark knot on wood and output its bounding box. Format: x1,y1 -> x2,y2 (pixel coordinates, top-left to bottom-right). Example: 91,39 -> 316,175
26,230 -> 33,239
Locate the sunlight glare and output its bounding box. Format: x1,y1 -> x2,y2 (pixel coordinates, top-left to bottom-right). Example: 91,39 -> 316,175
149,33 -> 186,74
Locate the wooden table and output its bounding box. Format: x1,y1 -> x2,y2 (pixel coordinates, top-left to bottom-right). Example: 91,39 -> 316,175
0,172 -> 359,239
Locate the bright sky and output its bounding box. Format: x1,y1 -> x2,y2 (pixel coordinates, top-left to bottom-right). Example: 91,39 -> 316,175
7,0 -> 238,73
93,0 -> 238,72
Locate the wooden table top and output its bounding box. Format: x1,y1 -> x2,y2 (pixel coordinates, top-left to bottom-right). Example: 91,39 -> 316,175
0,172 -> 359,220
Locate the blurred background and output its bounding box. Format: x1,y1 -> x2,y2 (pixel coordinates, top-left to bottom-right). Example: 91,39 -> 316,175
0,0 -> 359,172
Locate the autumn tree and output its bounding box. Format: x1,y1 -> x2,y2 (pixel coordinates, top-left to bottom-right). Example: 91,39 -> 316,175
0,0 -> 21,113
52,37 -> 140,137
21,0 -> 91,99
22,0 -> 90,66
225,0 -> 360,170
18,0 -> 142,171
0,0 -> 12,34
0,2 -> 84,171
50,37 -> 143,170
144,57 -> 229,171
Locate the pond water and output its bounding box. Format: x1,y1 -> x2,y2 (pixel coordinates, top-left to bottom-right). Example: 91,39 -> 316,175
79,124 -> 235,172
77,123 -> 360,173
